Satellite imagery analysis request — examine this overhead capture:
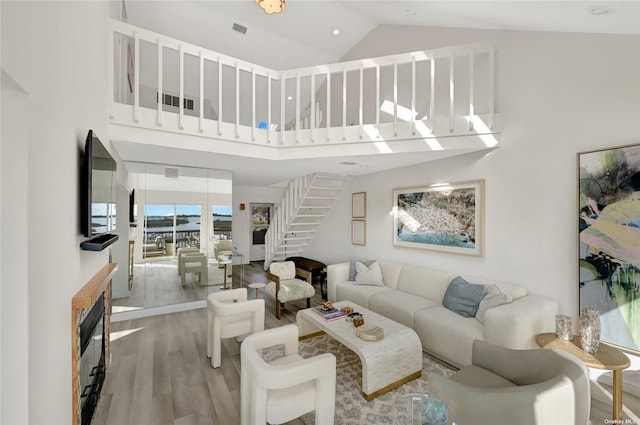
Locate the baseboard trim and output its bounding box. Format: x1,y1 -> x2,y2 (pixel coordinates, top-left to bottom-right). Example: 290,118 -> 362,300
111,300 -> 206,322
598,370 -> 640,397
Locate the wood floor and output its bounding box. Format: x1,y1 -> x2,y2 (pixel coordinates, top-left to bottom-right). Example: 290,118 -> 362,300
94,262 -> 317,425
112,258 -> 236,311
95,261 -> 638,425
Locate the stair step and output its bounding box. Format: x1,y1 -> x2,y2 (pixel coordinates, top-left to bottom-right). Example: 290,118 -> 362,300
265,172 -> 348,269
299,205 -> 331,209
278,249 -> 303,253
310,186 -> 343,191
315,174 -> 349,180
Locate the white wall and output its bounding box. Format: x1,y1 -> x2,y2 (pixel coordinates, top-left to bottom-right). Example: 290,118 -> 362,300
1,70 -> 30,425
125,1 -> 337,71
1,1 -> 112,423
305,27 -> 640,322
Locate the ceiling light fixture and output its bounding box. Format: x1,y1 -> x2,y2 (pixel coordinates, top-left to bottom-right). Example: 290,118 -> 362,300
332,29 -> 340,36
257,0 -> 285,14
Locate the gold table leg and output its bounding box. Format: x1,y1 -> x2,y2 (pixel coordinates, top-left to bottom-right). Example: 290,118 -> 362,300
612,369 -> 623,421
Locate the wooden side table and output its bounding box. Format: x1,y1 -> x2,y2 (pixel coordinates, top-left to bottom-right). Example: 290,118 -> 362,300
536,332 -> 630,421
248,282 -> 266,299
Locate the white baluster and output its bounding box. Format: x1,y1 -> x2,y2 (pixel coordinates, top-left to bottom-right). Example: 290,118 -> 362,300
179,44 -> 184,130
359,66 -> 363,139
157,39 -> 163,127
134,31 -> 139,123
251,67 -> 256,141
235,62 -> 239,139
342,68 -> 347,141
469,50 -> 474,131
199,51 -> 204,132
217,57 -> 222,136
449,50 -> 455,133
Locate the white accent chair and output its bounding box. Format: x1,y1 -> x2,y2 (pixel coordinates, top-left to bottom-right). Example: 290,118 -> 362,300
266,261 -> 315,319
215,239 -> 233,259
176,246 -> 199,275
428,339 -> 591,425
240,324 -> 336,425
207,288 -> 265,368
180,253 -> 208,286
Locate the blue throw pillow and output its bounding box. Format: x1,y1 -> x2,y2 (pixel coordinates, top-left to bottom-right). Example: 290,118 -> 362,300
442,276 -> 486,318
349,259 -> 376,281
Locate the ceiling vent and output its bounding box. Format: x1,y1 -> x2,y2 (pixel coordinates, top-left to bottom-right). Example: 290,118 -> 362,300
232,23 -> 247,35
164,167 -> 179,179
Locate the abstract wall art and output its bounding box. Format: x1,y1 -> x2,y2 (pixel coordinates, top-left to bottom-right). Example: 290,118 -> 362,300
579,142 -> 640,352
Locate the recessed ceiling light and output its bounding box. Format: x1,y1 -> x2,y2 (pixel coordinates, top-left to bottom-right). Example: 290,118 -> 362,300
589,6 -> 614,15
405,9 -> 417,16
287,96 -> 293,101
332,28 -> 340,36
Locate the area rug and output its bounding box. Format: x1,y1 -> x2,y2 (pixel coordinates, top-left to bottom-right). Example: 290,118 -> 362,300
263,334 -> 455,425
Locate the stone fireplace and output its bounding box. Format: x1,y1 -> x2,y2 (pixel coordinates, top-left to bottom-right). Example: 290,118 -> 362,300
72,263 -> 117,425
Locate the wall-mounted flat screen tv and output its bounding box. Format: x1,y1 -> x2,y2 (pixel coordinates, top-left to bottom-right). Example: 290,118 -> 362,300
81,130 -> 119,250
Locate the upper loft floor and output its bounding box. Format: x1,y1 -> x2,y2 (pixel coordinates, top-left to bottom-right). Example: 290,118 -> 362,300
108,20 -> 501,162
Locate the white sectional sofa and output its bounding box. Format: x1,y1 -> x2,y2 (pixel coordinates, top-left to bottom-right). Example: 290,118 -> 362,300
327,260 -> 559,368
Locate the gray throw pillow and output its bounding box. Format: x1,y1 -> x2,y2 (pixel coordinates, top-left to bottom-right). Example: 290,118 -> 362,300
349,259 -> 376,281
476,285 -> 513,324
442,276 -> 486,318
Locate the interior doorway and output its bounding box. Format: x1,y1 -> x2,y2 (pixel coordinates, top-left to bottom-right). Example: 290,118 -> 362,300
249,203 -> 272,262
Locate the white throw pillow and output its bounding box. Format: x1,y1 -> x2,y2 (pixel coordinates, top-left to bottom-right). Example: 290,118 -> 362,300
354,261 -> 384,286
476,284 -> 513,323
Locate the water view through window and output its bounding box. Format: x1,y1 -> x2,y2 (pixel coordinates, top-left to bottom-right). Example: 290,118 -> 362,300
143,204 -> 202,257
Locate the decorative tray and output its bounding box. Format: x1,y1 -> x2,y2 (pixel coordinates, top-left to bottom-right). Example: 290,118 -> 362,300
356,324 -> 384,341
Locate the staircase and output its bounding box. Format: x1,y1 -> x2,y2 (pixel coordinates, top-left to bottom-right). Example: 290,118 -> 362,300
265,173 -> 349,269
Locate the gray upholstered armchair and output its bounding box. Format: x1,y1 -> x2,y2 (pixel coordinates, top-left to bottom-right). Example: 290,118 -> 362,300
428,339 -> 590,425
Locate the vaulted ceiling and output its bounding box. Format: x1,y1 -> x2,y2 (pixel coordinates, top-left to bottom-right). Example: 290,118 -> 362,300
125,0 -> 639,70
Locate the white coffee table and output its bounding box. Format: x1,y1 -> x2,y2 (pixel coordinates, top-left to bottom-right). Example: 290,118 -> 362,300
296,301 -> 422,401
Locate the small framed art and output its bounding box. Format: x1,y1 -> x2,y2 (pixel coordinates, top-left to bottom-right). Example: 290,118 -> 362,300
352,220 -> 366,246
352,192 -> 366,218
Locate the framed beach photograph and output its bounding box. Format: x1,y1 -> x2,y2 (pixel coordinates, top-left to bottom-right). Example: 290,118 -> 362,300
352,220 -> 366,246
393,180 -> 484,256
578,142 -> 640,353
352,192 -> 366,218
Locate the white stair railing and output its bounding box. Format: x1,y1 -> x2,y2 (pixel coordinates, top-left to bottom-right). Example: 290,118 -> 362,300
265,173 -> 347,268
109,20 -> 499,148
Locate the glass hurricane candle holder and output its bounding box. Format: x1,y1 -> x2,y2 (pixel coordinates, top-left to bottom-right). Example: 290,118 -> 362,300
579,307 -> 601,353
555,314 -> 573,340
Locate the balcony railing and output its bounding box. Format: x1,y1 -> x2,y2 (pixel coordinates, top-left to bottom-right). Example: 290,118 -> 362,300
109,20 -> 500,150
